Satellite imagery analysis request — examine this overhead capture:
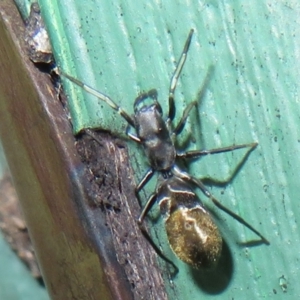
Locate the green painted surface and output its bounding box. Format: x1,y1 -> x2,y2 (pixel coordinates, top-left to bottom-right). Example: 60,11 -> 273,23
21,0 -> 300,298
0,232 -> 49,300
13,0 -> 33,18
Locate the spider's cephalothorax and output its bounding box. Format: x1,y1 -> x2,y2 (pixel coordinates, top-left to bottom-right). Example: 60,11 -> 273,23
133,89 -> 176,171
61,29 -> 269,270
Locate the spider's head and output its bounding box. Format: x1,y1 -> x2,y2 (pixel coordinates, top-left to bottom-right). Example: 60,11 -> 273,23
134,89 -> 162,115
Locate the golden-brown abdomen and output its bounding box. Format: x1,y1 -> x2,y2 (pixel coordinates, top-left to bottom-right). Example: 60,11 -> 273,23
165,206 -> 222,269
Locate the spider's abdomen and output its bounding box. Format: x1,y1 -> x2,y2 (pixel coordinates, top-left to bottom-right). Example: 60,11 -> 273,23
165,206 -> 222,269
158,176 -> 222,269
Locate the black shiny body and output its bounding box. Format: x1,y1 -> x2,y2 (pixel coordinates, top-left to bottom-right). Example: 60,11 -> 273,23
62,29 -> 269,270
133,91 -> 176,171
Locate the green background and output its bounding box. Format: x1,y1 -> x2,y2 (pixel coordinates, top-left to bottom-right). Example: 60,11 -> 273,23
6,0 -> 300,298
